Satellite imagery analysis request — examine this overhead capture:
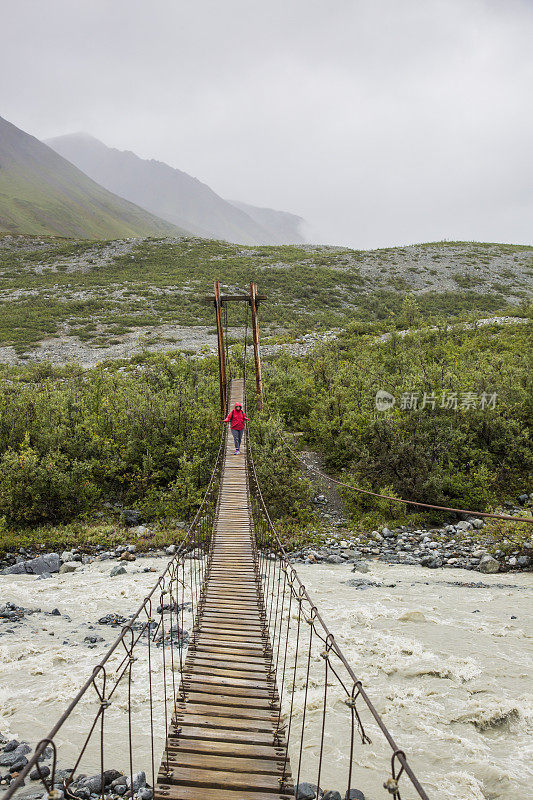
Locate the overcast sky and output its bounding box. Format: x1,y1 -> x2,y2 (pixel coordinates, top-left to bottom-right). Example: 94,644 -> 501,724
2,0 -> 532,248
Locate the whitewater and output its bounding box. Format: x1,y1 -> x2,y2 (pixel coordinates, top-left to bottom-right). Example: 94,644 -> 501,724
0,558 -> 531,800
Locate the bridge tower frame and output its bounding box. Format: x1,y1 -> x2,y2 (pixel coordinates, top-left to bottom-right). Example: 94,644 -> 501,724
207,282 -> 266,415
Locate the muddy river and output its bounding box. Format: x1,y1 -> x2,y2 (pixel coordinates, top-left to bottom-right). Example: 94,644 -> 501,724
1,558 -> 531,800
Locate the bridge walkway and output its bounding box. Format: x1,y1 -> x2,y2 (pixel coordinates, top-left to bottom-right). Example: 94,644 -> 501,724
155,378 -> 293,800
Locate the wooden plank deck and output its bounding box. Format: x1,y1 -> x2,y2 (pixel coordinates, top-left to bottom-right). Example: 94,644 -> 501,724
155,379 -> 293,800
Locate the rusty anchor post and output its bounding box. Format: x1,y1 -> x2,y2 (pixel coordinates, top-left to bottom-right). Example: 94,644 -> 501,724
249,281 -> 263,411
214,281 -> 227,416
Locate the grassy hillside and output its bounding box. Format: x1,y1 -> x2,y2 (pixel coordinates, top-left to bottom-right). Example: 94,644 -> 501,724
0,235 -> 530,356
0,116 -> 186,240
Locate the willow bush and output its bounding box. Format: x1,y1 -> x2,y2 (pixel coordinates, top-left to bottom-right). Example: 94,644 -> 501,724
260,322 -> 531,517
0,352 -> 221,524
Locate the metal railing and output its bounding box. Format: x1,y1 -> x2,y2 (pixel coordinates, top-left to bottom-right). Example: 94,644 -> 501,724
4,428 -> 227,800
246,426 -> 430,800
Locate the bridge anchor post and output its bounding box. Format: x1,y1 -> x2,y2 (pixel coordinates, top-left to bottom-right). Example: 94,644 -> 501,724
213,280 -> 227,415
250,281 -> 263,411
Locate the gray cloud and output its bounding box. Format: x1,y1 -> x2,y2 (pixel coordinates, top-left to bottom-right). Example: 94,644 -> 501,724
2,0 -> 532,247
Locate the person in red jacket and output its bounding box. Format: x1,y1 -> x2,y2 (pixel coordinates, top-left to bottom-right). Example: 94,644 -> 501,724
223,401 -> 248,454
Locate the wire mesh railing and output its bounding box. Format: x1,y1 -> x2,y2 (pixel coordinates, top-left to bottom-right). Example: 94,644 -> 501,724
3,428 -> 227,800
246,433 -> 430,800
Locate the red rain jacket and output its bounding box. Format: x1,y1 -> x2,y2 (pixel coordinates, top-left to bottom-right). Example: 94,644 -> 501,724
224,403 -> 248,430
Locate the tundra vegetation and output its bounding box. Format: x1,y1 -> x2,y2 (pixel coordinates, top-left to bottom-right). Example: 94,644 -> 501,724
0,235 -> 530,552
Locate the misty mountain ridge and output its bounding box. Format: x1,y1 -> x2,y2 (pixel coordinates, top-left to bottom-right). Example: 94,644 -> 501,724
0,116 -> 185,239
46,133 -> 305,246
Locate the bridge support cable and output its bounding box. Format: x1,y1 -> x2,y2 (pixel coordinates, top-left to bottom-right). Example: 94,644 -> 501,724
246,414 -> 430,800
3,430 -> 227,800
271,422 -> 533,525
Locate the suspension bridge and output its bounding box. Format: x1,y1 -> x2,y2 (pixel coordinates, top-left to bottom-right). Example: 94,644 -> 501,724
156,378 -> 294,800
6,283 -> 530,800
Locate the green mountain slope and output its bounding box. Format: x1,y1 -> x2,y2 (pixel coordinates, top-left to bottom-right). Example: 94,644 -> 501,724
0,116 -> 187,239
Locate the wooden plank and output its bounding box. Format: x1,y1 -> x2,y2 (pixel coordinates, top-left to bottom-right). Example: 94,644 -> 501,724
160,765 -> 286,792
156,785 -> 290,800
173,713 -> 275,733
191,636 -> 266,650
176,702 -> 278,721
173,724 -> 277,746
167,738 -> 285,760
164,751 -> 285,774
187,657 -> 267,673
181,682 -> 275,700
183,691 -> 275,709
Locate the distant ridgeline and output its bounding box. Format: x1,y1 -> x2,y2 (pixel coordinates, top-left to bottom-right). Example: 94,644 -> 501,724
0,114 -> 305,244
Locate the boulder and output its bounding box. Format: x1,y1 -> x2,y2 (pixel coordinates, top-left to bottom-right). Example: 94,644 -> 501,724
479,555 -> 499,574
123,509 -> 141,526
102,770 -> 122,786
126,771 -> 146,792
110,777 -> 128,790
30,554 -> 60,574
346,791 -> 365,800
297,783 -> 321,800
0,746 -> 29,767
59,562 -> 78,574
24,554 -> 59,575
323,793 -> 342,800
9,755 -> 29,772
456,521 -> 473,532
4,553 -> 61,575
110,565 -> 127,577
351,561 -> 370,574
30,765 -> 51,781
131,525 -> 150,537
345,578 -> 380,589
78,776 -> 104,794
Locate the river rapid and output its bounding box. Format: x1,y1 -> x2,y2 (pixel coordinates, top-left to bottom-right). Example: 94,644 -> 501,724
1,558 -> 531,800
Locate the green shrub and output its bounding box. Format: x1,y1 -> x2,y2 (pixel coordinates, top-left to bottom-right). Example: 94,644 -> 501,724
262,322 -> 532,520
0,353 -> 221,524
0,436 -> 99,522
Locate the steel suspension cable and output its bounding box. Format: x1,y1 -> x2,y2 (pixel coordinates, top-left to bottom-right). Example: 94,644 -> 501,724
246,409 -> 430,800
270,418 -> 533,524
